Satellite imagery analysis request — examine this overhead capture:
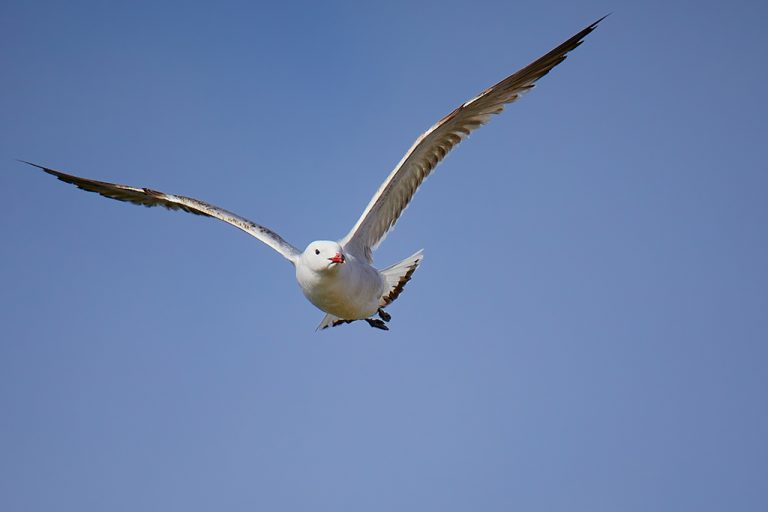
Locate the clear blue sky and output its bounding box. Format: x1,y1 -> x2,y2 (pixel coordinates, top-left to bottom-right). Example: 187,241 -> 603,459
1,0 -> 766,510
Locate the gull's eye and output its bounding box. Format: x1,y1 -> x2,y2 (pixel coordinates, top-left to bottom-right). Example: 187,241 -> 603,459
315,249 -> 320,255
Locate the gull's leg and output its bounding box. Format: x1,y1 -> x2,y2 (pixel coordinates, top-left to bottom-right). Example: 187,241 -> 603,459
377,308 -> 391,322
365,318 -> 389,331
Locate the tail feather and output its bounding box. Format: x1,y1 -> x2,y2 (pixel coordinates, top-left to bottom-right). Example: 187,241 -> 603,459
380,249 -> 424,307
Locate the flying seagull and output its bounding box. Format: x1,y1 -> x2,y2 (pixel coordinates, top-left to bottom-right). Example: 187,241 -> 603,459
21,17 -> 604,331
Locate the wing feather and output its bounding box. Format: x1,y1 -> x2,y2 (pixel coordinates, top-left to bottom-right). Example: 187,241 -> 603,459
340,16 -> 605,262
20,161 -> 300,263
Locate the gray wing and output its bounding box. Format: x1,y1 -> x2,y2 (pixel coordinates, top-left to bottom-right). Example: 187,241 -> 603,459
20,161 -> 301,263
340,16 -> 605,263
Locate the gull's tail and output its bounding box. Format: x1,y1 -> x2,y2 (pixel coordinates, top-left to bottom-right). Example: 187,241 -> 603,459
379,249 -> 424,307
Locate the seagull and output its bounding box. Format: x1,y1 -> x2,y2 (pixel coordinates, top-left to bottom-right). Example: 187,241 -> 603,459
20,17 -> 604,331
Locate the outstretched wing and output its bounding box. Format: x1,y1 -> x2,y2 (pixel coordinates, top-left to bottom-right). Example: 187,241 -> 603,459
340,16 -> 605,263
20,161 -> 301,263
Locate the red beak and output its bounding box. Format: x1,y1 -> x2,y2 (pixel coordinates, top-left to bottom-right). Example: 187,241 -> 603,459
328,252 -> 345,264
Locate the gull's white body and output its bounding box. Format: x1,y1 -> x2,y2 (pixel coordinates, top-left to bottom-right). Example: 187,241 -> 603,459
19,17 -> 603,330
296,243 -> 386,320
293,240 -> 423,328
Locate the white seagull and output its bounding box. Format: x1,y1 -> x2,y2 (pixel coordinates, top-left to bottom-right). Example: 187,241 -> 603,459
21,17 -> 604,331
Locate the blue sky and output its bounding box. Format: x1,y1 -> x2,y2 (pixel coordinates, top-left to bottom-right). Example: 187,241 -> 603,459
1,0 -> 767,510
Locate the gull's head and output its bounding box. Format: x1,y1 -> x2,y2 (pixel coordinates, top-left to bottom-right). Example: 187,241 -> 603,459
301,240 -> 346,272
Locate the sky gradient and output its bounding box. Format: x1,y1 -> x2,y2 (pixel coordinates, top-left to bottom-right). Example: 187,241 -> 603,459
2,0 -> 767,510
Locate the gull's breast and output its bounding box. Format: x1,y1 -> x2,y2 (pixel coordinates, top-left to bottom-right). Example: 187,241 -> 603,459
296,261 -> 385,319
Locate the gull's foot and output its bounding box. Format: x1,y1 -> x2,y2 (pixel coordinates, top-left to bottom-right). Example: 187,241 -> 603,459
365,318 -> 389,331
377,308 -> 391,322
330,319 -> 354,328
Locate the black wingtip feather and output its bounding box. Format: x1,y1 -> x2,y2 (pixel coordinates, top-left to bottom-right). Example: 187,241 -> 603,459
17,159 -> 45,170
593,13 -> 612,27
18,159 -> 62,179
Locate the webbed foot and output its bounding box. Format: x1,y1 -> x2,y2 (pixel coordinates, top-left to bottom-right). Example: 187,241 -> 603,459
377,308 -> 391,322
365,318 -> 389,331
